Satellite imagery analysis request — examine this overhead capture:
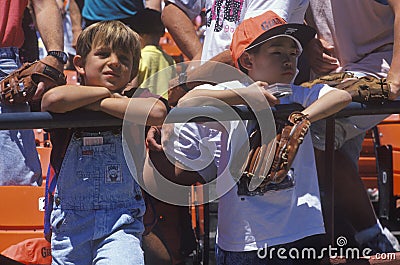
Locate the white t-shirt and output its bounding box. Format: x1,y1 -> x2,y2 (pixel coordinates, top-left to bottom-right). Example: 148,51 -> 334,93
169,80 -> 330,251
168,0 -> 310,61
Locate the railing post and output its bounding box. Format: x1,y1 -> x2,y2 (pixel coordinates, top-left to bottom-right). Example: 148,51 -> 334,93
324,115 -> 336,245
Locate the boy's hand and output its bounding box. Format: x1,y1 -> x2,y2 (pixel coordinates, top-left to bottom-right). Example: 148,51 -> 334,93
241,81 -> 279,111
111,92 -> 127,98
146,126 -> 163,152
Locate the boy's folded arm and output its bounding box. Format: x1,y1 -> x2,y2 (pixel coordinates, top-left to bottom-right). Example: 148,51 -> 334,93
177,81 -> 278,108
178,89 -> 245,107
302,89 -> 352,123
41,85 -> 112,113
99,97 -> 167,126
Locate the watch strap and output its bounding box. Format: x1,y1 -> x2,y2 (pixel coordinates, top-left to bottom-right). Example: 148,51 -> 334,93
48,51 -> 68,64
178,72 -> 191,92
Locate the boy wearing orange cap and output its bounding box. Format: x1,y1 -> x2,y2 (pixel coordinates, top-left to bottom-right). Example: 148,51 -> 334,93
172,11 -> 351,264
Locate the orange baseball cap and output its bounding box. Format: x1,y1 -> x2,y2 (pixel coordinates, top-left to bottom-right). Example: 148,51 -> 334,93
230,10 -> 316,69
1,238 -> 52,265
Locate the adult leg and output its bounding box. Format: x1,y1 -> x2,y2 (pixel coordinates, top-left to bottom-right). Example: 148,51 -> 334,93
315,149 -> 398,253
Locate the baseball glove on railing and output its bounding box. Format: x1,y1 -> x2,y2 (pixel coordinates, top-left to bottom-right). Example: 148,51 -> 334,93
0,60 -> 66,104
301,72 -> 390,104
237,111 -> 310,196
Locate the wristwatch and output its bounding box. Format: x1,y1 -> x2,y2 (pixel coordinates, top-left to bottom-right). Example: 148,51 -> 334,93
178,72 -> 191,92
48,51 -> 68,64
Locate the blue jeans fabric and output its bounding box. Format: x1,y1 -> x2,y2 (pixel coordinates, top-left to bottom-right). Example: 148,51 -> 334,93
0,47 -> 41,186
51,130 -> 145,265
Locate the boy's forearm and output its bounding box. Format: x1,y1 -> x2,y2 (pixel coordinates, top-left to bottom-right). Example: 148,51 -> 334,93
41,85 -> 112,113
302,90 -> 351,122
178,89 -> 245,107
100,98 -> 167,126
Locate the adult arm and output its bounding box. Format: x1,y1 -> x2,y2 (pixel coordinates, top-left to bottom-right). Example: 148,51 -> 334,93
31,0 -> 65,72
161,2 -> 202,60
69,0 -> 82,49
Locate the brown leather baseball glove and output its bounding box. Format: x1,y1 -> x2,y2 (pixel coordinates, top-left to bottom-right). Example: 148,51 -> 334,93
301,72 -> 390,104
237,111 -> 310,196
0,60 -> 66,104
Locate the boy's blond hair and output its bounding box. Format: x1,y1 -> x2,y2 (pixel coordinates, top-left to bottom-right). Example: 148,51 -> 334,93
76,20 -> 141,80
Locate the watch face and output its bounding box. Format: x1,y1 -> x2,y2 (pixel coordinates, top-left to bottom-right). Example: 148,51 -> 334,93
178,72 -> 187,83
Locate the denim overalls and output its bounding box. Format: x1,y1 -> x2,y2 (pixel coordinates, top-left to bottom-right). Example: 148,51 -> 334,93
50,130 -> 145,265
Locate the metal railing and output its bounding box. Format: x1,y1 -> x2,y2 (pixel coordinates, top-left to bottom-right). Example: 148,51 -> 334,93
2,101 -> 400,249
2,101 -> 400,130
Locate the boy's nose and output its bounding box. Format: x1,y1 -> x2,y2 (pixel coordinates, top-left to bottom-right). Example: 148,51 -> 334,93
281,53 -> 292,63
108,54 -> 121,67
283,60 -> 293,69
283,61 -> 292,66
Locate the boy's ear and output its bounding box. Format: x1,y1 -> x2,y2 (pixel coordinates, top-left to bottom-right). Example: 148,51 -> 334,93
238,52 -> 253,71
73,55 -> 85,75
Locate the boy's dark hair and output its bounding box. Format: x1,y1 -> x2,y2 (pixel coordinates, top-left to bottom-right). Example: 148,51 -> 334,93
238,45 -> 262,75
131,8 -> 165,37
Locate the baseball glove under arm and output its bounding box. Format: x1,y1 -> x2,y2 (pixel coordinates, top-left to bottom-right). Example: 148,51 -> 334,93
0,60 -> 66,104
301,72 -> 390,104
238,111 -> 310,196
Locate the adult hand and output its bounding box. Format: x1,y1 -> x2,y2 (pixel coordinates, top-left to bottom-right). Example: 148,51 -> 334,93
387,73 -> 400,100
32,82 -> 46,101
306,38 -> 340,75
33,55 -> 65,100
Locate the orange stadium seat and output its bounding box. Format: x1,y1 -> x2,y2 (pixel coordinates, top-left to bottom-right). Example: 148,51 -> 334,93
359,129 -> 378,189
376,114 -> 400,196
191,184 -> 205,237
0,185 -> 46,252
37,147 -> 51,179
0,145 -> 51,252
64,69 -> 79,85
